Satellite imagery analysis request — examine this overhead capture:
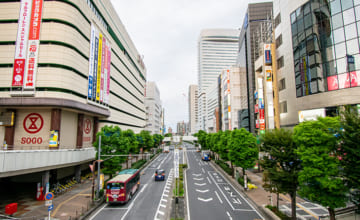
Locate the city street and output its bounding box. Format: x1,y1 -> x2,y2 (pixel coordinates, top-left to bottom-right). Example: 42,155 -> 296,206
89,151 -> 178,220
185,147 -> 264,220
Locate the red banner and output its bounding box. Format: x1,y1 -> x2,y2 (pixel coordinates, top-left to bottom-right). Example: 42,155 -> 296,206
327,75 -> 338,91
28,0 -> 43,40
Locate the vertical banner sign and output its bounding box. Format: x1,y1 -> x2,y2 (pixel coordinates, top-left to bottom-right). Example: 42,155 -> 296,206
264,44 -> 272,65
12,0 -> 33,87
174,149 -> 179,178
102,40 -> 108,104
88,24 -> 96,99
92,30 -> 99,100
24,0 -> 43,89
100,37 -> 106,103
96,34 -> 103,101
106,42 -> 111,105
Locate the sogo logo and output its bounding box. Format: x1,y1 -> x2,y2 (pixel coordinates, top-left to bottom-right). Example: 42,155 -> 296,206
21,113 -> 44,145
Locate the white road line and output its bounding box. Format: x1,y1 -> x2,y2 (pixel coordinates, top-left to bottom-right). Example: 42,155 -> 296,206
154,168 -> 174,220
88,204 -> 107,220
140,183 -> 148,193
215,191 -> 223,204
160,204 -> 166,208
192,173 -> 202,176
198,197 -> 213,202
196,189 -> 209,193
193,177 -> 204,181
157,152 -> 171,169
202,168 -> 205,173
207,177 -> 212,184
185,151 -> 191,220
194,182 -> 206,186
226,211 -> 233,220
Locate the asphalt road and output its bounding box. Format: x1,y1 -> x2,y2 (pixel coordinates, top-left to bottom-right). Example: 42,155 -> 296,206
89,150 -> 178,220
186,148 -> 264,220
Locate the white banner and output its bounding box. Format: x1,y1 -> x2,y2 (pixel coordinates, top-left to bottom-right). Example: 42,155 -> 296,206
174,149 -> 179,178
12,0 -> 33,87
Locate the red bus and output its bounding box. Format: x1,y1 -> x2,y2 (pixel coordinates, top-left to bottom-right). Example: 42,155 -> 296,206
106,169 -> 140,204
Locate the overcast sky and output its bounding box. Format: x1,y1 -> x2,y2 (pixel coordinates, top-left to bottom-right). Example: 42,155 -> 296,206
110,0 -> 271,131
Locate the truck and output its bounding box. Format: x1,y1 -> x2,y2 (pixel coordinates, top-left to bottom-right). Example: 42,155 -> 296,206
163,146 -> 169,153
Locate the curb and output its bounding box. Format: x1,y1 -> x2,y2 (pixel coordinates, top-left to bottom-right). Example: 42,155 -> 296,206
209,160 -> 278,220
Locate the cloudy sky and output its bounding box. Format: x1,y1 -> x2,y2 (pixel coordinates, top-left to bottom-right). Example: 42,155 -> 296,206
110,0 -> 270,130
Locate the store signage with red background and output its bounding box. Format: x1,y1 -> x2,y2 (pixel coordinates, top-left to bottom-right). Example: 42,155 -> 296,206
259,109 -> 265,130
21,113 -> 44,144
24,0 -> 43,89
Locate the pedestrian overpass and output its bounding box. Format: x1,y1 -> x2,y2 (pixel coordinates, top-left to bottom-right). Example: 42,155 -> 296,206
163,136 -> 197,143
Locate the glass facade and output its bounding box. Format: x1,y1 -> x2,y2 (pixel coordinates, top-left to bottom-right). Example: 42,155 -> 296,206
291,0 -> 360,97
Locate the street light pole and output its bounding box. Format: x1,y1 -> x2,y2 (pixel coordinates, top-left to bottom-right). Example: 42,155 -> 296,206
96,135 -> 101,199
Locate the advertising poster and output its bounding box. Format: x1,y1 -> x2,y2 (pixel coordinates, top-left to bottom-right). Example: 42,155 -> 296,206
264,44 -> 272,65
265,67 -> 272,82
12,0 -> 33,87
100,37 -> 106,103
49,130 -> 59,148
24,0 -> 43,89
96,34 -> 103,101
88,24 -> 96,99
106,42 -> 111,104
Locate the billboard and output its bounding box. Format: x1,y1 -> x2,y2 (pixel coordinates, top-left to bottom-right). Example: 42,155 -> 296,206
87,24 -> 111,106
299,108 -> 326,122
12,0 -> 33,87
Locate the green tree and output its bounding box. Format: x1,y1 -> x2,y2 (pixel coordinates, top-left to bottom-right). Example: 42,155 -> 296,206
164,133 -> 172,137
339,106 -> 360,208
260,128 -> 300,219
293,117 -> 347,220
228,128 -> 258,178
217,130 -> 231,161
153,134 -> 164,148
94,126 -> 128,178
194,130 -> 208,150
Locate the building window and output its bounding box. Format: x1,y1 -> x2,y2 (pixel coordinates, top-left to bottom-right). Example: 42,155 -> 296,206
276,34 -> 282,48
280,101 -> 287,113
275,13 -> 281,28
277,56 -> 284,69
278,78 -> 286,91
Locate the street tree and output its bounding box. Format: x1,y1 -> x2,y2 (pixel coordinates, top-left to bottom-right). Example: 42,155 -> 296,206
293,117 -> 347,220
339,106 -> 360,208
217,130 -> 231,161
94,126 -> 128,178
194,130 -> 208,150
260,128 -> 300,219
228,128 -> 258,178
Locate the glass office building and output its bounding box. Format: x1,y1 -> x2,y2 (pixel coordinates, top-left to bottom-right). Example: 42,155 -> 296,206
291,0 -> 360,97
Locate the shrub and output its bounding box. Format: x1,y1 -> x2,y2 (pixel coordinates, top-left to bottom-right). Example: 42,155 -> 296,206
266,205 -> 291,220
215,160 -> 232,175
131,159 -> 146,169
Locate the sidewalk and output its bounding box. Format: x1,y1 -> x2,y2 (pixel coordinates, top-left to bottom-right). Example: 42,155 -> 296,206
210,160 -> 360,220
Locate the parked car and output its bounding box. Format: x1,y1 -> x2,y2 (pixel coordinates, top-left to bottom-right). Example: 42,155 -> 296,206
154,169 -> 165,181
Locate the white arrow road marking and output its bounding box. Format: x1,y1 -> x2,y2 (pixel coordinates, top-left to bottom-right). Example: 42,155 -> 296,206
192,173 -> 202,177
194,182 -> 206,186
196,189 -> 209,193
198,197 -> 213,202
193,178 -> 204,181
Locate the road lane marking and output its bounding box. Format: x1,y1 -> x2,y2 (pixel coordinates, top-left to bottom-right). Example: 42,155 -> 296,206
215,191 -> 223,204
208,170 -> 264,219
196,189 -> 209,193
202,168 -> 205,173
193,177 -> 204,181
192,173 -> 202,176
226,211 -> 233,220
140,183 -> 148,193
198,197 -> 213,202
207,177 -> 212,184
194,182 -> 206,186
88,204 -> 108,220
160,204 -> 166,208
280,194 -> 319,219
185,151 -> 191,220
154,168 -> 174,220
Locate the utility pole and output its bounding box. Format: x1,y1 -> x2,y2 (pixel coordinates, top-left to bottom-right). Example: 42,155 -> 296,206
96,135 -> 101,199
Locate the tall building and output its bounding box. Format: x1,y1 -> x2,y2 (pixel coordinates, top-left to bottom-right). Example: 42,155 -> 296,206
145,82 -> 162,134
197,29 -> 240,131
205,82 -> 219,133
188,85 -> 198,134
237,2 -> 274,133
272,0 -> 360,127
176,121 -> 186,136
0,0 -> 146,194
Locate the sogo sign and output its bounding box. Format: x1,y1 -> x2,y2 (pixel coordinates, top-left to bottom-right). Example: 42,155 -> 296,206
21,113 -> 44,144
